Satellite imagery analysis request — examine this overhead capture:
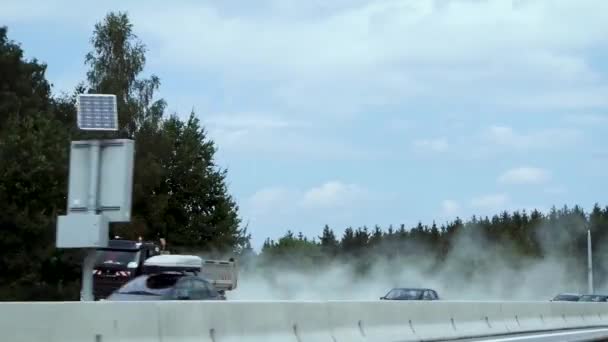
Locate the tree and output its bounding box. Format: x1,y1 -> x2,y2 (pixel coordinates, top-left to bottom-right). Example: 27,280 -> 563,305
157,113 -> 245,252
319,225 -> 339,257
0,27 -> 78,300
370,225 -> 383,246
340,227 -> 356,255
84,11 -> 167,241
259,230 -> 321,269
0,25 -> 52,132
353,227 -> 370,252
85,12 -> 248,254
85,12 -> 164,137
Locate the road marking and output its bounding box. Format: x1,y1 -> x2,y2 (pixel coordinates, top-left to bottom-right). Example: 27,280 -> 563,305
479,328 -> 608,341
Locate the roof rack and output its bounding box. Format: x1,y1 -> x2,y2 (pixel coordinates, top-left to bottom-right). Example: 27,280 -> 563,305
143,255 -> 203,274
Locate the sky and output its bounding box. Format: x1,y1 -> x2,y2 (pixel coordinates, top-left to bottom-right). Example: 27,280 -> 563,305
2,0 -> 607,248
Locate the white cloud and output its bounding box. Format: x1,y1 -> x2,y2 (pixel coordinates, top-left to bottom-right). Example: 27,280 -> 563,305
441,199 -> 460,216
563,113 -> 608,125
4,0 -> 608,114
141,1 -> 604,73
204,113 -> 301,130
471,194 -> 510,211
119,0 -> 608,114
483,125 -> 582,149
452,125 -> 584,160
544,186 -> 567,195
301,181 -> 365,209
248,187 -> 295,214
498,167 -> 551,185
247,181 -> 367,213
242,180 -> 371,245
204,113 -> 296,151
593,152 -> 608,161
209,127 -> 380,161
0,1 -> 93,24
202,112 -> 382,161
413,138 -> 449,153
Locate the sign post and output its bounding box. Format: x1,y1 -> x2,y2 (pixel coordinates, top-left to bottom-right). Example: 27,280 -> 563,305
588,229 -> 594,294
56,94 -> 135,301
82,140 -> 100,302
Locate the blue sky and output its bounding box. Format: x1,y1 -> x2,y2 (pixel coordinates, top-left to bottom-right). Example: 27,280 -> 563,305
2,0 -> 608,248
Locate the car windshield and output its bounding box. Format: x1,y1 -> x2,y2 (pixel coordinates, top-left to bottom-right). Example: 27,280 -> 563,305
385,289 -> 424,300
95,250 -> 140,266
579,295 -> 607,302
553,294 -> 580,301
116,273 -> 184,296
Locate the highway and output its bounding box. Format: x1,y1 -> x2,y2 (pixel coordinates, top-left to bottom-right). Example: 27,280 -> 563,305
456,328 -> 608,342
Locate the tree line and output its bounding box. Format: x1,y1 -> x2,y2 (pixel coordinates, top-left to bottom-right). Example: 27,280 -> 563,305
254,205 -> 608,292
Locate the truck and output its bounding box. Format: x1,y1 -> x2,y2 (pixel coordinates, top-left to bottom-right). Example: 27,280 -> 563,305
93,237 -> 238,300
92,239 -> 162,300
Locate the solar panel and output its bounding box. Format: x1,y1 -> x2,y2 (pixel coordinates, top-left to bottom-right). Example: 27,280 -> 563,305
77,94 -> 118,131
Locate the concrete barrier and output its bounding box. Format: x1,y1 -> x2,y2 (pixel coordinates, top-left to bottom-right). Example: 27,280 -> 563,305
0,301 -> 162,342
328,301 -> 418,341
2,300 -> 608,342
161,301 -> 334,342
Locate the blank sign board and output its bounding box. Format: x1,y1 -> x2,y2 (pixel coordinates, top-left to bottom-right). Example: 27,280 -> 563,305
67,139 -> 134,222
56,214 -> 109,248
77,94 -> 118,131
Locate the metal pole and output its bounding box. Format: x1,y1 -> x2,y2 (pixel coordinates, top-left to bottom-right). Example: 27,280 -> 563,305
588,229 -> 594,294
81,140 -> 100,301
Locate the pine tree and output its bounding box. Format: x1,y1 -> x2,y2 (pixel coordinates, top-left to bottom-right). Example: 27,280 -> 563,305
370,225 -> 383,246
319,225 -> 339,256
341,227 -> 356,255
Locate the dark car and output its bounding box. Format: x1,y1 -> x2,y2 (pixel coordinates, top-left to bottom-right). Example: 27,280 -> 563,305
551,293 -> 582,302
380,288 -> 439,301
106,272 -> 225,301
578,294 -> 608,302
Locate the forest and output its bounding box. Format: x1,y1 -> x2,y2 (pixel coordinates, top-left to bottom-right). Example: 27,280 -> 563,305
1,12 -> 605,300
250,205 -> 608,300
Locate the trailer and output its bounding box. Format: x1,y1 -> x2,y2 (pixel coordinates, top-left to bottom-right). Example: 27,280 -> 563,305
200,259 -> 238,292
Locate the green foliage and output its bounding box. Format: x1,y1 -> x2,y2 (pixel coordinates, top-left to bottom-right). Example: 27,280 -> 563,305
82,12 -> 247,255
0,27 -> 77,300
319,224 -> 339,256
261,231 -> 322,269
85,12 -> 163,137
132,113 -> 245,252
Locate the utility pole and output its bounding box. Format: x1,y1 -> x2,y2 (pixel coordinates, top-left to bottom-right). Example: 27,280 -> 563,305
588,229 -> 594,294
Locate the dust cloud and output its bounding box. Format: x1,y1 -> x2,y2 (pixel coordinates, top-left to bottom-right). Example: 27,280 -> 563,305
228,221 -> 596,301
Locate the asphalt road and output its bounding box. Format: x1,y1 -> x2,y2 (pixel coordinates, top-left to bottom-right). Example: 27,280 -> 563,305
454,328 -> 608,342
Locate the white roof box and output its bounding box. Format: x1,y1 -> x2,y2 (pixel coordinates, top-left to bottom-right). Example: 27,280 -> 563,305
143,255 -> 203,269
